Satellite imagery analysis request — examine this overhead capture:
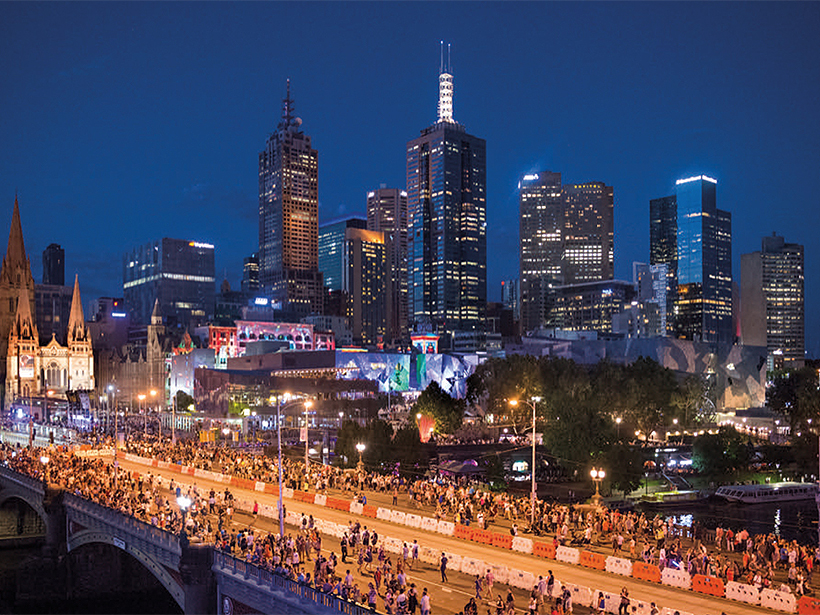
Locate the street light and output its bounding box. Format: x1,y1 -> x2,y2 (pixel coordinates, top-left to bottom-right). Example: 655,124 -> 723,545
150,389 -> 158,438
356,442 -> 365,472
40,455 -> 49,485
590,467 -> 606,507
508,396 -> 542,529
304,400 -> 313,472
276,392 -> 290,538
139,394 -> 147,435
177,495 -> 192,537
615,416 -> 622,440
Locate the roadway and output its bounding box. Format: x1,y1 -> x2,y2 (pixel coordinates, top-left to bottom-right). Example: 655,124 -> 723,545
114,456 -> 778,615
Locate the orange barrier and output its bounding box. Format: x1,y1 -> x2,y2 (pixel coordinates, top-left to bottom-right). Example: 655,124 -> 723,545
580,550 -> 606,570
472,529 -> 492,544
168,464 -> 182,473
362,505 -> 377,518
632,561 -> 662,584
533,541 -> 556,559
798,596 -> 820,615
264,483 -> 279,495
692,574 -> 724,597
454,524 -> 473,541
184,467 -> 196,476
491,533 -> 513,549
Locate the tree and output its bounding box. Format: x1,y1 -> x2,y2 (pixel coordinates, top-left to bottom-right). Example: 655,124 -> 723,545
768,366 -> 820,431
392,425 -> 428,475
175,390 -> 195,412
602,444 -> 644,496
413,382 -> 464,434
623,356 -> 678,437
334,420 -> 368,468
692,427 -> 750,476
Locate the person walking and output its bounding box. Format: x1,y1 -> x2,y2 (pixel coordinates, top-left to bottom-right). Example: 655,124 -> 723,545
618,587 -> 630,615
420,587 -> 431,615
439,552 -> 448,583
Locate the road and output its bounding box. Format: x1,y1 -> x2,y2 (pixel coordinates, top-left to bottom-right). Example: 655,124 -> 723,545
114,455 -> 779,615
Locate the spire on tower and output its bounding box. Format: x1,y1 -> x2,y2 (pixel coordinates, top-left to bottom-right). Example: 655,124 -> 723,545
437,43 -> 454,123
280,78 -> 296,129
67,274 -> 87,344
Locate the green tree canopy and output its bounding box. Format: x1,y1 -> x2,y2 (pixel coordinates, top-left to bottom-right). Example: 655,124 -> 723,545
413,381 -> 464,434
768,366 -> 820,432
692,427 -> 750,476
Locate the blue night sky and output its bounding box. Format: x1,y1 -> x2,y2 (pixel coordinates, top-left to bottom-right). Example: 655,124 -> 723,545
1,3 -> 818,355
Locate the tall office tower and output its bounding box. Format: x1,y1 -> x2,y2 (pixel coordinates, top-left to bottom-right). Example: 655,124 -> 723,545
123,238 -> 215,328
501,278 -> 519,321
367,187 -> 408,344
258,81 -> 323,315
42,243 -> 65,286
319,218 -> 367,292
406,45 -> 486,343
241,253 -> 259,294
650,175 -> 732,346
649,195 -> 678,334
518,173 -> 614,333
344,227 -> 388,346
632,262 -> 669,335
741,233 -> 804,368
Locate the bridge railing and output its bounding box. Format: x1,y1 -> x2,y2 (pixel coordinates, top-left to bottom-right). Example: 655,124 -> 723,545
213,551 -> 381,615
0,465 -> 44,494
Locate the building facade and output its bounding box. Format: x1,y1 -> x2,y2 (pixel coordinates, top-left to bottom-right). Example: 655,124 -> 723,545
650,175 -> 732,346
367,187 -> 408,344
42,243 -> 65,286
123,238 -> 215,329
318,218 -> 367,293
343,228 -> 388,347
406,48 -> 486,342
258,81 -> 323,315
740,233 -> 804,368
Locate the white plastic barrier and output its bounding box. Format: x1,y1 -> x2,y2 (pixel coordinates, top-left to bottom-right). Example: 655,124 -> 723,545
255,481 -> 266,492
563,584 -> 593,609
555,545 -> 580,565
596,590 -> 621,615
384,537 -> 403,554
725,581 -> 761,606
157,461 -> 170,469
193,468 -> 209,479
314,494 -> 327,506
443,553 -> 462,572
511,536 -> 533,554
283,487 -> 294,499
285,510 -> 301,525
760,588 -> 797,613
488,563 -> 509,585
405,514 -> 422,529
605,555 -> 633,577
436,520 -> 455,536
350,502 -> 364,515
376,507 -> 392,521
419,546 -> 439,565
421,517 -> 438,533
508,569 -> 536,590
460,557 -> 485,577
661,567 -> 691,589
391,510 -> 407,525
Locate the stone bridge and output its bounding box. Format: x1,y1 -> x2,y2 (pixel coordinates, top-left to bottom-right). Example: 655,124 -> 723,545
0,466 -> 375,615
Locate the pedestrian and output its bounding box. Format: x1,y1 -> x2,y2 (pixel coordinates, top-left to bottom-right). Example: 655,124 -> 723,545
618,587 -> 630,615
341,533 -> 348,563
420,587 -> 431,615
412,539 -> 419,569
408,584 -> 418,615
546,570 -> 555,598
475,574 -> 483,599
596,592 -> 606,614
440,552 -> 448,583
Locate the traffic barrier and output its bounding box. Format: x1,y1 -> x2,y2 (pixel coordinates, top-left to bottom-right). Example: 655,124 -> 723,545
489,563 -> 509,585
285,510 -> 300,525
436,520 -> 455,536
391,510 -> 407,525
798,595 -> 820,614
460,557 -> 485,577
563,583 -> 593,609
579,550 -> 606,570
723,579 -> 758,605
491,533 -> 513,549
405,513 -> 422,529
632,561 -> 662,584
508,569 -> 536,590
157,461 -> 170,469
419,546 -> 439,565
255,481 -> 266,492
184,466 -> 196,476
443,553 -> 462,572
595,590 -> 621,615
533,541 -> 556,559
264,483 -> 278,495
193,468 -> 209,479
555,545 -> 580,565
691,574 -> 724,597
151,459 -> 159,467
759,588 -> 796,613
660,566 -> 690,589
605,555 -> 633,577
470,528 -> 489,544
511,536 -> 533,554
454,524 -> 473,541
169,464 -> 182,474
376,507 -> 392,521
420,517 -> 438,533
362,505 -> 377,518
302,493 -> 316,505
384,537 -> 403,554
314,494 -> 327,506
350,502 -> 364,515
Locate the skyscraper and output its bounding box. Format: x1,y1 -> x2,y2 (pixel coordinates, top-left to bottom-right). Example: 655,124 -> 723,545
649,195 -> 678,334
741,233 -> 804,368
241,253 -> 259,294
650,175 -> 732,346
42,243 -> 65,286
518,172 -> 614,333
406,45 -> 486,343
367,187 -> 408,344
258,81 -> 323,315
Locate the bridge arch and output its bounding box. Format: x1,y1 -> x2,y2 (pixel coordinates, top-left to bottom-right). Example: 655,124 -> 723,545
0,489 -> 48,531
68,529 -> 185,611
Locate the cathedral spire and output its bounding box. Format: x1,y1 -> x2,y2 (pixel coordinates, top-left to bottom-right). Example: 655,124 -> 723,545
11,282 -> 36,341
1,195 -> 32,286
67,274 -> 87,344
150,298 -> 162,325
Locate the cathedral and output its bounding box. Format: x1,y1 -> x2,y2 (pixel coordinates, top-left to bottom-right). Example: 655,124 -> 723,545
0,197 -> 94,411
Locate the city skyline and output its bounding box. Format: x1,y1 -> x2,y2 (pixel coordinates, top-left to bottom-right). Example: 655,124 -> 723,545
1,3 -> 818,353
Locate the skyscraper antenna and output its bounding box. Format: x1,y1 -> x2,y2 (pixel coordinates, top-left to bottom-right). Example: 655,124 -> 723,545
448,43 -> 451,73
282,78 -> 295,125
437,43 -> 454,122
440,41 -> 444,74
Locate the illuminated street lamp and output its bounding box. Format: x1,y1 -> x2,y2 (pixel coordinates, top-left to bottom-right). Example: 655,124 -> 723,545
304,401 -> 313,471
356,442 -> 365,472
150,389 -> 158,438
590,467 -> 606,507
276,392 -> 290,538
509,396 -> 542,529
40,455 -> 49,485
615,416 -> 622,440
139,394 -> 147,435
177,495 -> 192,537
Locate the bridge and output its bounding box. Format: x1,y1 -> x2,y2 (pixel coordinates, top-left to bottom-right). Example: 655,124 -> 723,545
0,465 -> 361,615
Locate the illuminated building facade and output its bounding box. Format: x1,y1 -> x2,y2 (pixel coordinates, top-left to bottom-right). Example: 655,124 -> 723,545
741,233 -> 804,368
123,237 -> 215,329
518,172 -> 614,333
650,175 -> 732,346
551,280 -> 635,334
258,81 -> 323,315
319,218 -> 367,293
241,253 -> 259,294
343,227 -> 388,347
367,187 -> 408,344
407,45 -> 486,342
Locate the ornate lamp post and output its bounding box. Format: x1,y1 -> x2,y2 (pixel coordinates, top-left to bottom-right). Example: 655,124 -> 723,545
509,396 -> 542,528
304,401 -> 313,472
356,443 -> 365,472
40,455 -> 49,486
590,467 -> 606,507
177,495 -> 191,538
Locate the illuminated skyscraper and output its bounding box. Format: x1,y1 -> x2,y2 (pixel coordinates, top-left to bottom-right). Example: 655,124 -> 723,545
650,175 -> 732,346
367,187 -> 408,344
518,172 -> 614,333
258,81 -> 323,315
406,44 -> 486,343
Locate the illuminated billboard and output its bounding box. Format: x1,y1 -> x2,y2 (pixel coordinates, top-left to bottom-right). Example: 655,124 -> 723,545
19,354 -> 34,379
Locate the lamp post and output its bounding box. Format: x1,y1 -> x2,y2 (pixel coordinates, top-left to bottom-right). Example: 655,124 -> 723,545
509,396 -> 542,528
40,455 -> 49,486
356,443 -> 365,473
139,394 -> 147,436
177,495 -> 191,537
615,416 -> 622,440
304,401 -> 312,472
150,389 -> 158,438
277,392 -> 290,538
171,393 -> 176,445
590,467 -> 606,508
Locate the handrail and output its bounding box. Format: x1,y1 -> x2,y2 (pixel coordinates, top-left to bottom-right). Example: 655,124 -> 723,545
213,550 -> 382,615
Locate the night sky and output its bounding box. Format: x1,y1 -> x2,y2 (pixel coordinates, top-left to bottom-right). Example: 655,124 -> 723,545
1,3 -> 818,355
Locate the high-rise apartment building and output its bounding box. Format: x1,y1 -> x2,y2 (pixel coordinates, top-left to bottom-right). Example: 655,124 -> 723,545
123,238 -> 215,328
518,172 -> 614,333
649,175 -> 732,346
406,46 -> 486,343
367,187 -> 408,344
740,233 -> 804,368
258,81 -> 323,315
42,243 -> 65,286
241,253 -> 259,294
